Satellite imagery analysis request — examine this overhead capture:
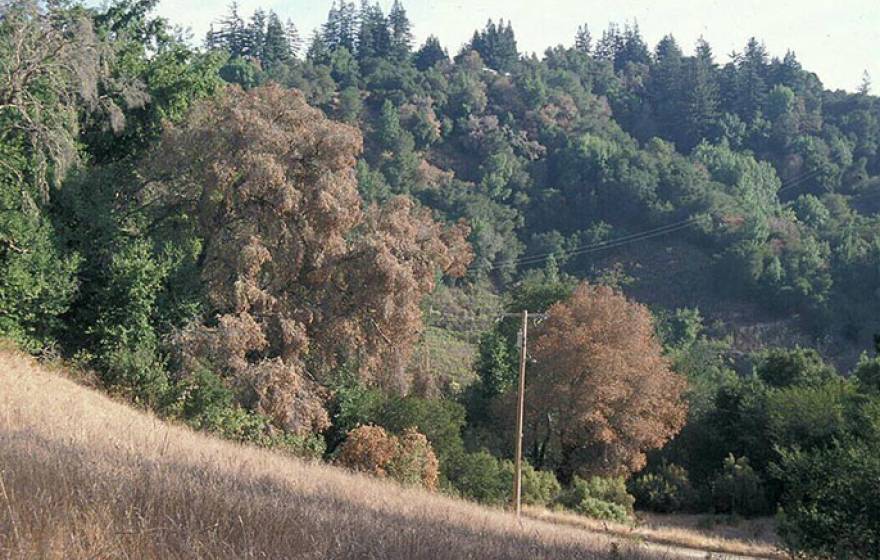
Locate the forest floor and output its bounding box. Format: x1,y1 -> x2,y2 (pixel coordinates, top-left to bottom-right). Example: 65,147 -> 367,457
0,349 -> 782,559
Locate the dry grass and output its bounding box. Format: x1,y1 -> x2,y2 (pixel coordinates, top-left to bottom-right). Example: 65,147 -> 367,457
0,350 -> 690,560
525,508 -> 784,559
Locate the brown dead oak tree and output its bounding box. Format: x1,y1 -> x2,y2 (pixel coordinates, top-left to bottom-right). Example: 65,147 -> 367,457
523,283 -> 687,482
140,85 -> 472,434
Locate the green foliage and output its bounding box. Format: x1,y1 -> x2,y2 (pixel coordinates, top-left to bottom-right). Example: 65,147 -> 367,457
444,450 -> 510,504
755,346 -> 838,388
775,440 -> 880,559
710,455 -> 768,516
445,450 -> 561,507
556,476 -> 635,523
854,353 -> 880,393
630,462 -> 697,513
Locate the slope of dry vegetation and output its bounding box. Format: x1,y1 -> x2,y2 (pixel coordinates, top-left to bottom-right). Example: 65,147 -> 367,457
0,350 -> 682,560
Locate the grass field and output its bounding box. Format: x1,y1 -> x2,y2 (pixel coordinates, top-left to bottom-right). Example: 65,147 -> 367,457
0,350 -> 773,559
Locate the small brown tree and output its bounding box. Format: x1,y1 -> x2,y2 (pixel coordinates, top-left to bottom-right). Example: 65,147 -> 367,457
525,283 -> 687,482
335,425 -> 439,490
142,85 -> 472,434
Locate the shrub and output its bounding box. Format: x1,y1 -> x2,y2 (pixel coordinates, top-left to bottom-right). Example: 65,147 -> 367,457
495,460 -> 562,506
174,368 -> 326,459
557,476 -> 635,523
630,462 -> 697,513
445,450 -> 562,507
445,450 -> 510,505
388,428 -> 440,491
711,455 -> 768,516
774,441 -> 880,559
336,425 -> 440,490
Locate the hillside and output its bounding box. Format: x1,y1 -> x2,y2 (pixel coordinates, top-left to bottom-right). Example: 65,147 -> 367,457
0,350 -> 715,560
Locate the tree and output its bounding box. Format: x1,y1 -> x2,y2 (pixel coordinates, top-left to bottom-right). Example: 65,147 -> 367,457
574,24 -> 592,54
775,439 -> 880,558
262,11 -> 292,68
524,283 -> 687,482
754,346 -> 837,388
469,19 -> 518,72
414,36 -> 448,71
388,0 -> 413,59
356,1 -> 390,61
859,70 -> 872,95
139,85 -> 472,434
649,34 -> 685,145
216,2 -> 247,57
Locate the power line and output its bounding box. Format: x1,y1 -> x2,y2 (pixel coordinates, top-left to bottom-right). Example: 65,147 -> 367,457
488,167 -> 823,271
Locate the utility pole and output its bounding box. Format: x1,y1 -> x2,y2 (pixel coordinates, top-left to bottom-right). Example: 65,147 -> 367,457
503,310 -> 547,521
513,309 -> 528,520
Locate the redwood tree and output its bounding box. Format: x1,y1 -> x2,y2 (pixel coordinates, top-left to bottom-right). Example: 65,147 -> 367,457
525,283 -> 687,481
140,84 -> 471,434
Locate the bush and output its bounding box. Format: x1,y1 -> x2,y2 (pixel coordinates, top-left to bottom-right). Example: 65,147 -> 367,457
774,441 -> 880,559
499,460 -> 562,506
630,462 -> 697,513
557,476 -> 635,523
445,450 -> 562,507
711,455 -> 768,516
335,425 -> 440,490
172,368 -> 325,459
388,428 -> 440,491
445,450 -> 509,505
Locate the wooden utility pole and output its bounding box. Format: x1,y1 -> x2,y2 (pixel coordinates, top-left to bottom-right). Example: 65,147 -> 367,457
505,310 -> 547,520
513,309 -> 528,519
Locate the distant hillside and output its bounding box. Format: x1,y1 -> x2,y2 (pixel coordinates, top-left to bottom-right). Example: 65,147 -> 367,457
0,350 -> 685,560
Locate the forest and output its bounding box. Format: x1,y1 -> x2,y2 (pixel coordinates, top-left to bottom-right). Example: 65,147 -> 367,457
2,0 -> 880,557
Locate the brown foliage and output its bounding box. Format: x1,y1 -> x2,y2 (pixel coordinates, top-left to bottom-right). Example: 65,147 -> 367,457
525,283 -> 687,481
335,425 -> 439,490
144,85 -> 471,434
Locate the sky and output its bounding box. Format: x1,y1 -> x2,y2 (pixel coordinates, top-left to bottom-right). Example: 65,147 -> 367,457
137,0 -> 877,93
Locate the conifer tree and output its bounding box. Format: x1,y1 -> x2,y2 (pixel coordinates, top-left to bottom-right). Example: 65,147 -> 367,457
470,18 -> 518,72
388,0 -> 413,59
649,34 -> 685,145
218,2 -> 247,57
414,35 -> 448,70
262,11 -> 291,68
683,37 -> 720,150
247,9 -> 266,61
575,24 -> 592,54
357,1 -> 390,61
286,19 -> 302,57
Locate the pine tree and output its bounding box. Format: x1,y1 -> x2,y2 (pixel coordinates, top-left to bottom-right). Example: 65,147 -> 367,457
263,11 -> 292,68
683,37 -> 720,150
649,34 -> 685,145
218,2 -> 247,57
594,23 -> 622,63
247,9 -> 267,61
307,30 -> 332,65
356,1 -> 390,61
321,1 -> 341,50
286,19 -> 302,57
414,35 -> 448,70
618,21 -> 650,69
336,1 -> 358,52
736,37 -> 769,120
859,70 -> 872,95
205,23 -> 220,50
575,24 -> 592,54
388,0 -> 413,59
470,18 -> 518,72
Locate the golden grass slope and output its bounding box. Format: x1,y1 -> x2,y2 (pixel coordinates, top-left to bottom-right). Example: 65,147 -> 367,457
0,350 -> 684,560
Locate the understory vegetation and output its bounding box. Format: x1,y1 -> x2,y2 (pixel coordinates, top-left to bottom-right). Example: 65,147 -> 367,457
3,1 -> 880,557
